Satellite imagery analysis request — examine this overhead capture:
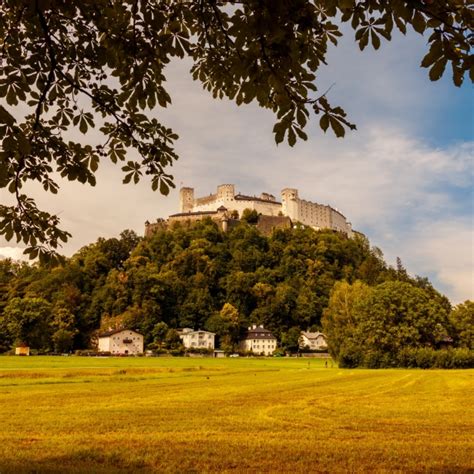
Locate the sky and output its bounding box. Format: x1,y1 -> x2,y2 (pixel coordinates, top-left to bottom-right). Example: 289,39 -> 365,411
0,27 -> 473,303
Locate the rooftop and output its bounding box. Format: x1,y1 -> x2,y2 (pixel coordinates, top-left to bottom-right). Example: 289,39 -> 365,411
98,328 -> 143,338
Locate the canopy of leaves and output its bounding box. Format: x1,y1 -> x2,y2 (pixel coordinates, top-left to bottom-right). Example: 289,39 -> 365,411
449,301 -> 474,349
1,0 -> 472,259
322,279 -> 455,367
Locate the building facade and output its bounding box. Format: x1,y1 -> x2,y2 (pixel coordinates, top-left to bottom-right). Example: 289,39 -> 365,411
240,325 -> 277,355
299,331 -> 328,351
97,329 -> 144,355
180,184 -> 282,217
178,328 -> 215,349
177,184 -> 353,236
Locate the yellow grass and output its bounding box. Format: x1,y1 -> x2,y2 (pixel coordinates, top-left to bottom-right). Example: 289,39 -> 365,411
0,356 -> 472,473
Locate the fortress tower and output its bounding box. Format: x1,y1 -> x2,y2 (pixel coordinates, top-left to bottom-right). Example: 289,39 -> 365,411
216,184 -> 235,202
180,187 -> 194,212
281,188 -> 299,221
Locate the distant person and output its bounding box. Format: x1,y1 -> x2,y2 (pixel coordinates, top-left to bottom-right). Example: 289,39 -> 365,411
325,360 -> 328,368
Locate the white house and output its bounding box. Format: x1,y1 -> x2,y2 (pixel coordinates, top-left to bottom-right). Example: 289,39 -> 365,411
97,329 -> 144,355
178,328 -> 215,349
299,331 -> 328,351
240,325 -> 277,356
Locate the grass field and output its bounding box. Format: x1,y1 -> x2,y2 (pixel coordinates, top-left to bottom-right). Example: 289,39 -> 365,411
0,356 -> 472,473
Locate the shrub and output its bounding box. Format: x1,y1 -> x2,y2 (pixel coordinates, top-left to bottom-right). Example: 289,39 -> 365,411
169,348 -> 185,356
185,347 -> 214,355
434,350 -> 454,369
396,347 -> 473,369
414,347 -> 436,369
338,343 -> 363,368
397,347 -> 418,368
362,350 -> 384,368
75,350 -> 98,357
449,348 -> 474,368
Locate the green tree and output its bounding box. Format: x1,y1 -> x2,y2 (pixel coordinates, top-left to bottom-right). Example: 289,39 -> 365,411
321,280 -> 370,361
151,321 -> 169,349
356,281 -> 450,355
241,209 -> 259,224
52,328 -> 76,353
206,302 -> 242,351
323,280 -> 452,367
164,328 -> 184,351
450,301 -> 474,349
51,306 -> 78,352
1,1 -> 471,259
281,326 -> 302,353
1,297 -> 52,350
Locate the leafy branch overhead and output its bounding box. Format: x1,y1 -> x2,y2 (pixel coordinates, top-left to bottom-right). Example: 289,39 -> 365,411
0,0 -> 472,259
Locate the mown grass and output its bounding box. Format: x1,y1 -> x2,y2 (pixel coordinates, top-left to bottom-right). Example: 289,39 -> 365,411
0,356 -> 472,473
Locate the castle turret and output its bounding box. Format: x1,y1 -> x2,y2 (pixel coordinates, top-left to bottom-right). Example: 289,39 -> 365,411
346,221 -> 353,238
281,188 -> 299,221
180,187 -> 194,212
217,184 -> 235,202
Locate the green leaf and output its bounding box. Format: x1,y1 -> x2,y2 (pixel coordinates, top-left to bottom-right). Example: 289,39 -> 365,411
273,121 -> 286,145
394,16 -> 407,35
452,64 -> 463,87
295,127 -> 308,141
359,31 -> 369,51
339,0 -> 354,9
329,117 -> 345,138
6,86 -> 18,106
371,31 -> 381,50
0,105 -> 15,127
320,114 -> 330,132
421,42 -> 443,68
412,11 -> 426,35
159,179 -> 169,195
288,127 -> 296,147
429,58 -> 447,81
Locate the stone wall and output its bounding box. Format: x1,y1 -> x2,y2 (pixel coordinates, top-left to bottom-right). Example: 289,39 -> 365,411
256,215 -> 292,235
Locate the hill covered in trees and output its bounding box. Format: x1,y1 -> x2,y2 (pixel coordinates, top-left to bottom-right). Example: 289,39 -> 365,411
0,219 -> 472,366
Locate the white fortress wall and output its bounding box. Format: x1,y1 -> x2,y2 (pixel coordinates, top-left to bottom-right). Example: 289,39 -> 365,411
329,208 -> 348,233
184,184 -> 282,217
297,199 -> 331,229
192,197 -> 281,217
192,197 -> 229,213
177,184 -> 354,236
234,198 -> 282,216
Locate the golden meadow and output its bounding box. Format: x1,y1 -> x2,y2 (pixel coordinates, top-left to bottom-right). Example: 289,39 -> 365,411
0,356 -> 472,473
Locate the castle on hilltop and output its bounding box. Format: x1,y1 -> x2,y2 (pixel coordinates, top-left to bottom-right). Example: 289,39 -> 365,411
145,184 -> 354,237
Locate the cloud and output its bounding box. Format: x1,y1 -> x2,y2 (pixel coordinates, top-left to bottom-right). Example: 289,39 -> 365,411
397,218 -> 474,304
0,246 -> 28,262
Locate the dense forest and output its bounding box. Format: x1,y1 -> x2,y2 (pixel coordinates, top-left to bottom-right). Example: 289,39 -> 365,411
0,219 -> 472,366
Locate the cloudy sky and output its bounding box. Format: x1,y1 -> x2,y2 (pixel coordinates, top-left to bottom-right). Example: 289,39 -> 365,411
1,27 -> 472,303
